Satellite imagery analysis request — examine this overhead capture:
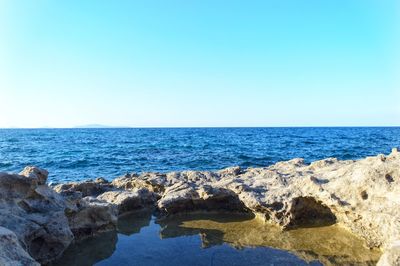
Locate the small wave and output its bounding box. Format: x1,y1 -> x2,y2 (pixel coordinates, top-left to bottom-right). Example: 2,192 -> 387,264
0,162 -> 13,168
303,140 -> 317,145
238,154 -> 252,160
0,127 -> 398,182
58,159 -> 90,169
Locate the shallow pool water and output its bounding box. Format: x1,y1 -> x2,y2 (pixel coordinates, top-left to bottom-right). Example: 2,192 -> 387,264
53,211 -> 381,266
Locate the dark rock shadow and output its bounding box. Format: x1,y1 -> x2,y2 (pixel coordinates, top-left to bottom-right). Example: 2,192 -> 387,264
117,209 -> 152,236
49,209 -> 154,266
284,196 -> 337,229
157,211 -> 255,224
48,230 -> 117,266
157,187 -> 251,215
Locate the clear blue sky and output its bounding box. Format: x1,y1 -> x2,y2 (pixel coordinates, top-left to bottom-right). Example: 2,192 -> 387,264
1,0 -> 399,127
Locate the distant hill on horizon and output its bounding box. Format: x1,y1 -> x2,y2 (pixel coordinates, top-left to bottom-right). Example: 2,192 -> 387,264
73,124 -> 123,128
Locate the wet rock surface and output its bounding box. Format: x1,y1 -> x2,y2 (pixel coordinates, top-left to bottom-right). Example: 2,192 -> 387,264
0,149 -> 399,264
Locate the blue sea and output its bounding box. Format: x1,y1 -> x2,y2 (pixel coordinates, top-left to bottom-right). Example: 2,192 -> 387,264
0,127 -> 399,183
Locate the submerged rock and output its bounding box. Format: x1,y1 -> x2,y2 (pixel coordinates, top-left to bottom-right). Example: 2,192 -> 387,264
157,212 -> 381,265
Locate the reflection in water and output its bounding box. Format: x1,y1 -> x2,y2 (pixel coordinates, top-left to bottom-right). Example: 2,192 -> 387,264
158,212 -> 381,266
117,209 -> 152,236
50,230 -> 118,266
52,211 -> 381,266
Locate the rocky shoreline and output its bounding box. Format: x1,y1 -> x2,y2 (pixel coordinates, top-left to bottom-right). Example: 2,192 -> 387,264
1,149 -> 399,265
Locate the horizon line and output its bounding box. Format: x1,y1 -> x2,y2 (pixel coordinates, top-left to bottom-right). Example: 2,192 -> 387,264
1,125 -> 399,129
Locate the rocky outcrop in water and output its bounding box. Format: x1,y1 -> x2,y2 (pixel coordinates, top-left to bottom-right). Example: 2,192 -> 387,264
101,148 -> 400,250
0,168 -> 73,264
0,167 -> 117,265
0,149 -> 399,264
108,148 -> 399,264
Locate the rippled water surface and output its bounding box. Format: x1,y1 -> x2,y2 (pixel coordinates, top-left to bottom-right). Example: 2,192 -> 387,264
53,211 -> 381,266
0,127 -> 399,182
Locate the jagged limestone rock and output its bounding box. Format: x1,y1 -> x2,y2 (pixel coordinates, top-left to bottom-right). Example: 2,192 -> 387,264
0,168 -> 73,264
3,149 -> 398,263
0,226 -> 39,266
97,189 -> 157,215
377,240 -> 400,266
0,167 -> 117,264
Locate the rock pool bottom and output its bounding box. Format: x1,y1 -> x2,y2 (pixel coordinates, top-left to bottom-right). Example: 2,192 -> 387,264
52,211 -> 381,266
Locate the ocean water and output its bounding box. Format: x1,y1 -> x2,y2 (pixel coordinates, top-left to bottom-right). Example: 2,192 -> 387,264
0,127 -> 399,183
